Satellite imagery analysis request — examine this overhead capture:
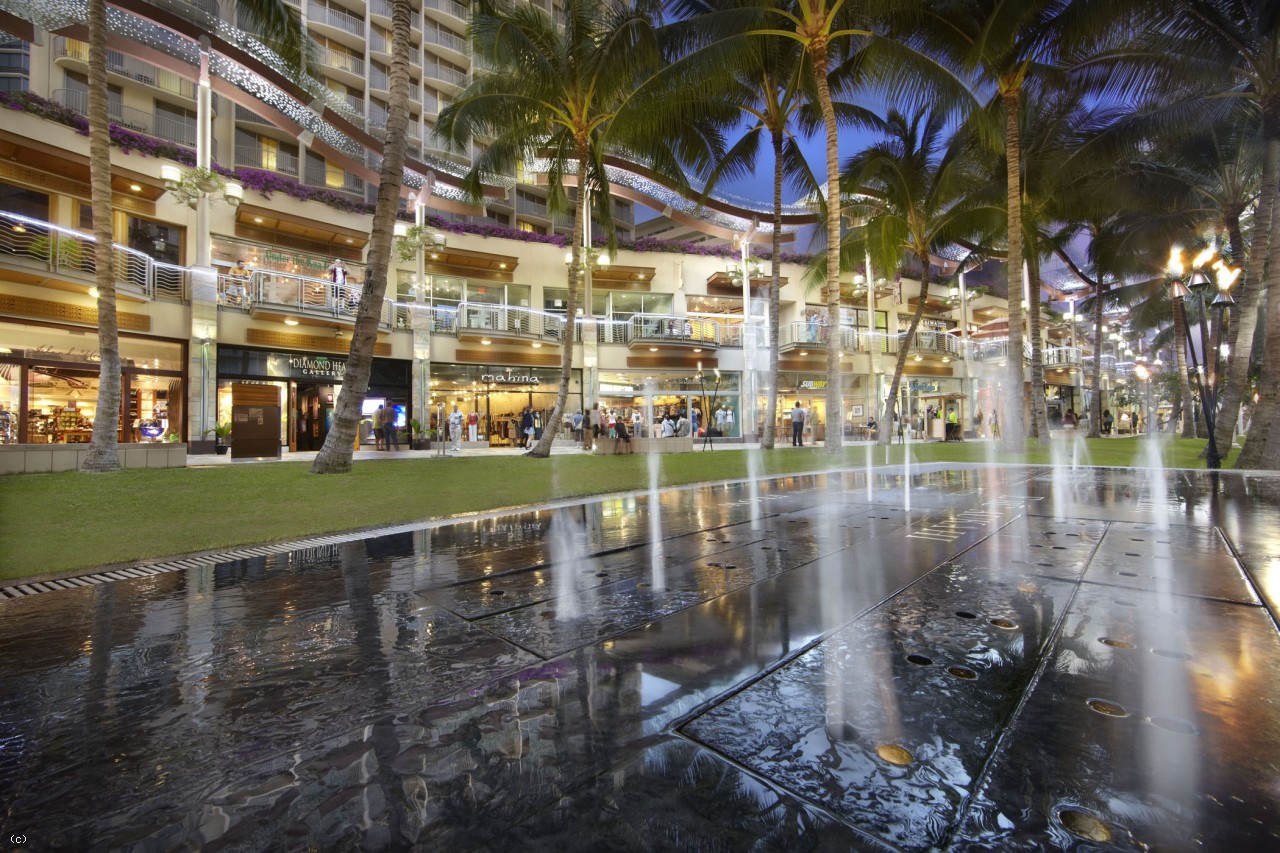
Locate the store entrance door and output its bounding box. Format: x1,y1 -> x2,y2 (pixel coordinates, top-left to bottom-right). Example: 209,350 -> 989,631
296,383 -> 335,451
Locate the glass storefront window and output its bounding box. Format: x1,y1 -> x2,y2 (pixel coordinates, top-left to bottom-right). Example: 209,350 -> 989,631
0,321 -> 185,443
430,362 -> 581,447
598,370 -> 741,437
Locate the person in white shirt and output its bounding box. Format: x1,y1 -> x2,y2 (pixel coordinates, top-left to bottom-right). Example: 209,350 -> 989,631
661,417 -> 676,438
448,404 -> 464,451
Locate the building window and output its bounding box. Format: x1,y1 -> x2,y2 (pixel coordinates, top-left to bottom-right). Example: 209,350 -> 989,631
127,216 -> 181,264
0,38 -> 29,91
0,181 -> 50,220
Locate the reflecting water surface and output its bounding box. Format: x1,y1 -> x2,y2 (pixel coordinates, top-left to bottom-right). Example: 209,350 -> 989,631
1,466 -> 1278,851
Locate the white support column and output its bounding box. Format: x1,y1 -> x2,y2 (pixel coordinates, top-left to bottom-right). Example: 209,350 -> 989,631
738,222 -> 758,441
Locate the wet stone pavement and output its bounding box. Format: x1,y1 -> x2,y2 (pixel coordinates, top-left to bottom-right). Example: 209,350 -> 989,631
2,466 -> 1279,851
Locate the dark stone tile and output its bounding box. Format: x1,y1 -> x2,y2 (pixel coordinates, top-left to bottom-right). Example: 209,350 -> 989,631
953,584 -> 1280,851
684,564 -> 1078,851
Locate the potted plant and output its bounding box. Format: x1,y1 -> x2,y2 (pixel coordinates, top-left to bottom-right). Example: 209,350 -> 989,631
204,422 -> 232,455
410,418 -> 430,450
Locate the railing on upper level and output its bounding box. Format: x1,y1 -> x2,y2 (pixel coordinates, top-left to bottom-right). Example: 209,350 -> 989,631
308,2 -> 366,37
53,37 -> 197,99
51,89 -> 209,154
423,0 -> 470,23
0,212 -> 186,301
453,302 -> 565,343
1045,345 -> 1082,366
629,313 -> 720,348
221,269 -> 397,326
371,0 -> 423,29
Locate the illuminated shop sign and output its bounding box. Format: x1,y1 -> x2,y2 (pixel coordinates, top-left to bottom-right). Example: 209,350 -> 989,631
288,355 -> 347,379
481,371 -> 542,385
799,379 -> 828,390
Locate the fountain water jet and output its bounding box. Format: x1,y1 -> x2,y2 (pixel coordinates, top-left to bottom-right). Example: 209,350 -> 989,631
644,383 -> 667,590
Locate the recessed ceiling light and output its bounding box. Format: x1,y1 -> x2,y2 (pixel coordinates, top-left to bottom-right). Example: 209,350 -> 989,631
346,237 -> 354,244
531,342 -> 542,348
913,354 -> 923,362
88,287 -> 99,298
284,318 -> 299,326
481,338 -> 492,345
253,216 -> 263,224
129,184 -> 142,192
799,351 -> 808,356
942,356 -> 951,363
498,262 -> 507,269
648,347 -> 658,352
430,252 -> 439,259
692,347 -> 702,353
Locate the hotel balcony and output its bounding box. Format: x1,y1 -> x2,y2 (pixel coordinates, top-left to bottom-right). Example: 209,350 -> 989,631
307,2 -> 367,47
221,269 -> 397,329
627,314 -> 719,351
1,212 -> 187,303
423,0 -> 469,28
53,37 -> 197,101
453,302 -> 568,345
233,145 -> 300,177
778,321 -> 858,355
52,89 -> 208,154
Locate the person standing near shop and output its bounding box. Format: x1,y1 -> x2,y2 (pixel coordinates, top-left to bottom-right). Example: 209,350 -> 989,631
449,403 -> 464,452
572,410 -> 583,443
381,403 -> 399,451
791,401 -> 806,446
519,406 -> 535,449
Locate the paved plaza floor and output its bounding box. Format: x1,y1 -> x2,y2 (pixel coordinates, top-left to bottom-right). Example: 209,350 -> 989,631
1,464 -> 1278,851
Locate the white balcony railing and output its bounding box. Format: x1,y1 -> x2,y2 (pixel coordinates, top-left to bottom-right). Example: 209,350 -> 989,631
629,313 -> 720,347
308,2 -> 365,37
423,0 -> 470,22
452,302 -> 565,342
0,212 -> 186,301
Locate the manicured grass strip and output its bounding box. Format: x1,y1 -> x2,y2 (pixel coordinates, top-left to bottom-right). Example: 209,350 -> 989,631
0,436 -> 1238,581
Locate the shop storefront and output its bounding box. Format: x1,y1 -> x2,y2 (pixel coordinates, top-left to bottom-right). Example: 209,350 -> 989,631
598,369 -> 740,438
0,320 -> 185,444
217,346 -> 409,450
430,363 -> 582,446
766,372 -> 871,441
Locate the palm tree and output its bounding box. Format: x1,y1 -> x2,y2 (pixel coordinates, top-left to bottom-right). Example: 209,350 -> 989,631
913,0 -> 1139,450
1074,0 -> 1279,467
79,0 -> 308,472
437,0 -> 729,458
682,5 -> 874,449
1099,101 -> 1262,439
840,108 -> 1003,444
311,0 -> 413,473
79,0 -> 119,473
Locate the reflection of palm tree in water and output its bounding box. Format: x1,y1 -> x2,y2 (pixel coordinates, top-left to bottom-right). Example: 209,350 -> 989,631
342,540 -> 403,843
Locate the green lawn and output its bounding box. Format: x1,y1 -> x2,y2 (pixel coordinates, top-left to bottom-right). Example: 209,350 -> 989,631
0,436 -> 1241,582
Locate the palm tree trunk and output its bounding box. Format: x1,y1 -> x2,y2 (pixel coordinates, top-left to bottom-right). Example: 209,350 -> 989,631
811,37 -> 843,454
1026,242 -> 1049,444
1215,137 -> 1276,456
1238,131 -> 1280,468
1172,296 -> 1197,437
880,258 -> 930,444
528,144 -> 588,458
762,127 -> 784,450
1000,88 -> 1026,451
1088,280 -> 1104,438
311,0 -> 411,473
81,0 -> 121,473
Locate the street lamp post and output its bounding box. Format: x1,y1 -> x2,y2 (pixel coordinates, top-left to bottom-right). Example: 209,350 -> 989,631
1167,246 -> 1238,469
